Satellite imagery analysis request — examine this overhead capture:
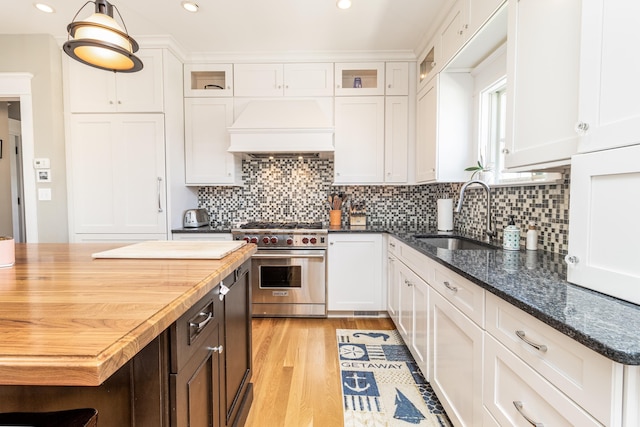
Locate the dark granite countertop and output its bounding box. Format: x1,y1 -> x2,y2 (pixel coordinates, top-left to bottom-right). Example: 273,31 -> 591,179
172,224 -> 233,233
328,226 -> 640,365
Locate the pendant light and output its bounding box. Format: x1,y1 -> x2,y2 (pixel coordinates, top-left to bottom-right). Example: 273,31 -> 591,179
63,0 -> 143,73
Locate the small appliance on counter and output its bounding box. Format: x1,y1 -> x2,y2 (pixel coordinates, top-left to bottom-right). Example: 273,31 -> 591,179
182,208 -> 210,228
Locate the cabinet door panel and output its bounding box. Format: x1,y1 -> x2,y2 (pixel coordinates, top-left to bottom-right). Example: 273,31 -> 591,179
184,98 -> 240,185
567,145 -> 640,305
233,64 -> 283,97
67,59 -> 117,112
69,114 -> 167,235
384,96 -> 408,183
116,49 -> 164,112
505,0 -> 580,169
578,0 -> 640,153
284,63 -> 334,96
385,62 -> 409,96
430,289 -> 483,426
334,97 -> 385,183
328,234 -> 384,311
415,81 -> 437,183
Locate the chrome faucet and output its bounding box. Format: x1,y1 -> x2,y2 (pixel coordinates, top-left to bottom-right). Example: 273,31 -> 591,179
455,180 -> 496,243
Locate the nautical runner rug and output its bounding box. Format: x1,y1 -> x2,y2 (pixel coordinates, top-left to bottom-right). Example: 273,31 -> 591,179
337,329 -> 452,427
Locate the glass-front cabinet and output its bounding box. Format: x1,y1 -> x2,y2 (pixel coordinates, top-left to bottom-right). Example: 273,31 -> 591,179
184,64 -> 234,97
334,62 -> 385,96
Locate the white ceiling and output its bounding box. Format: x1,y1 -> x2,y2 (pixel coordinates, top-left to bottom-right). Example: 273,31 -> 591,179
0,0 -> 448,58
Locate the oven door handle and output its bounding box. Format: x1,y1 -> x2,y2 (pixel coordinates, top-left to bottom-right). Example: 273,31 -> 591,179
252,253 -> 326,259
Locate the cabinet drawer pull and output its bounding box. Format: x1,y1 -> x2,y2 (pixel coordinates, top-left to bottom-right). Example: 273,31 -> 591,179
515,330 -> 548,352
443,281 -> 458,292
513,401 -> 544,427
190,311 -> 213,331
207,345 -> 224,354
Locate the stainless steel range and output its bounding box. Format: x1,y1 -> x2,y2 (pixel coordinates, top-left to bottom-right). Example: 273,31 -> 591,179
232,221 -> 327,318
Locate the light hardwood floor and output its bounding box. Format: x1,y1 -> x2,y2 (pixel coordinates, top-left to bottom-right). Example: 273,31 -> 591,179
245,317 -> 395,427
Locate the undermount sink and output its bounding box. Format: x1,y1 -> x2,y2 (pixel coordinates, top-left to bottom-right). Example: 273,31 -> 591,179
413,236 -> 494,250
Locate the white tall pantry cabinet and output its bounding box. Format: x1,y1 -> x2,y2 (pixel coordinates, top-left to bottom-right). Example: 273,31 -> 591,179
64,48 -> 193,242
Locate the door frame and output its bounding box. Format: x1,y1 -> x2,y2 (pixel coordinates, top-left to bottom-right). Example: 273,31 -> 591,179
0,73 -> 38,242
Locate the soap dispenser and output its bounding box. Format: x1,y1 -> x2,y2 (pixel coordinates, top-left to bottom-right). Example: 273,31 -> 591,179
503,215 -> 520,251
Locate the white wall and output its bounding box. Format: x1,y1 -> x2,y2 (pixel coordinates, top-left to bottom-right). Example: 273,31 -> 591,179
0,35 -> 68,242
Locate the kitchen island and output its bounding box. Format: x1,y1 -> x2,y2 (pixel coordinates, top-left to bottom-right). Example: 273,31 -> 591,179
0,242 -> 256,426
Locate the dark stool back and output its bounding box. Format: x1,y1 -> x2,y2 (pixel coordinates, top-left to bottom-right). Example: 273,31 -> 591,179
0,408 -> 97,427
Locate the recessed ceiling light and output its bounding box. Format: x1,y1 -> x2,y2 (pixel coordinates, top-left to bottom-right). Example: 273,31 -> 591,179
34,3 -> 55,13
336,0 -> 351,9
181,1 -> 199,12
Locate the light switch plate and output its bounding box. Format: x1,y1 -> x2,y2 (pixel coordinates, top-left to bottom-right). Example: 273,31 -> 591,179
38,188 -> 52,201
34,158 -> 50,169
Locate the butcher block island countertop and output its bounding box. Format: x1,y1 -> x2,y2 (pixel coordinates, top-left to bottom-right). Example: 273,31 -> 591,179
0,242 -> 256,387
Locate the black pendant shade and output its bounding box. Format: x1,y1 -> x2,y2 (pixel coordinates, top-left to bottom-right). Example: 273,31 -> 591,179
63,0 -> 143,73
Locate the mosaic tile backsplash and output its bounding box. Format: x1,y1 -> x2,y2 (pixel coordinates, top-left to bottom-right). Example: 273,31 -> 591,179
199,158 -> 570,254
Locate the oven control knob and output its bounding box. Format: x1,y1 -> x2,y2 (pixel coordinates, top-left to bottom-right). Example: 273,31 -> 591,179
270,237 -> 278,244
302,237 -> 309,244
310,237 -> 317,244
262,237 -> 270,244
250,237 -> 258,244
286,238 -> 293,245
243,237 -> 250,243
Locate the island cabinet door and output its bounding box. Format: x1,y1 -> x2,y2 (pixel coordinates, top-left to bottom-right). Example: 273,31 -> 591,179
170,323 -> 223,427
223,266 -> 253,427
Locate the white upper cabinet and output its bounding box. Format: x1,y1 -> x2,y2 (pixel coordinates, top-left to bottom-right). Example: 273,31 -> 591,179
577,0 -> 640,153
439,0 -> 466,66
465,0 -> 505,40
184,98 -> 241,186
184,64 -> 233,97
334,96 -> 385,183
415,73 -> 472,183
335,62 -> 385,96
417,38 -> 440,91
67,49 -> 164,113
384,97 -> 409,183
504,0 -> 581,170
233,63 -> 283,97
385,62 -> 409,96
233,63 -> 333,97
283,63 -> 334,96
566,144 -> 640,306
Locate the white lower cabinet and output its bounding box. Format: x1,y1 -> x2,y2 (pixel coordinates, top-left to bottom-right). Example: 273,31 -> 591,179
484,334 -> 602,427
430,288 -> 484,426
485,292 -> 623,426
396,261 -> 429,377
387,254 -> 400,323
327,233 -> 384,312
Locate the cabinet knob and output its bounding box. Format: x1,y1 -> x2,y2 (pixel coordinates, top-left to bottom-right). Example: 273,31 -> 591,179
337,84 -> 341,88
564,255 -> 579,265
109,101 -> 114,104
502,148 -> 510,154
207,345 -> 224,354
575,121 -> 590,135
117,100 -> 122,104
227,85 -> 231,90
388,84 -> 392,88
459,30 -> 463,35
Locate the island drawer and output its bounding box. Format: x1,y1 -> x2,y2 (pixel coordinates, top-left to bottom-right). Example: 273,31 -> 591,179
170,287 -> 223,373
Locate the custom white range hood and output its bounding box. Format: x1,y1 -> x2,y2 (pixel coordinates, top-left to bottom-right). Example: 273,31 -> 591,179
227,99 -> 334,156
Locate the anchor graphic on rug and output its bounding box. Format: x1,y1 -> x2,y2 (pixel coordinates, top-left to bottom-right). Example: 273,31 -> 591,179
394,388 -> 426,424
343,372 -> 371,393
